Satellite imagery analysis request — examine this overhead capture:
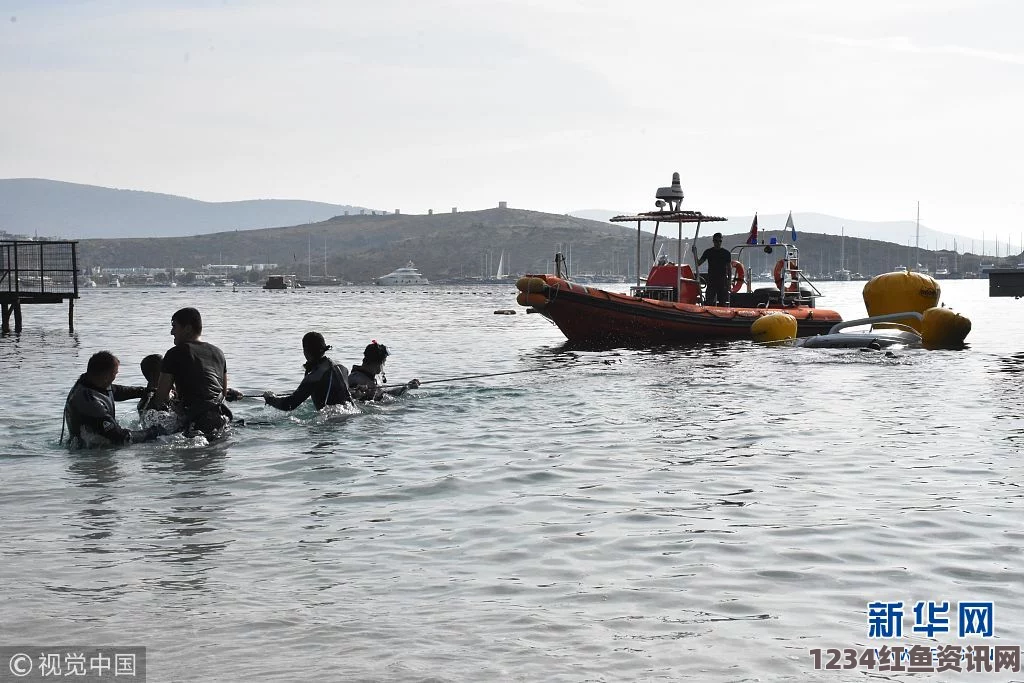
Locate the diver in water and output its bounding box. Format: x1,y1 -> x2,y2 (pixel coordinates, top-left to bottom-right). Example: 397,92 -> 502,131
137,352 -> 185,434
150,307 -> 243,438
263,332 -> 355,411
347,341 -> 420,401
63,350 -> 164,448
138,353 -> 166,414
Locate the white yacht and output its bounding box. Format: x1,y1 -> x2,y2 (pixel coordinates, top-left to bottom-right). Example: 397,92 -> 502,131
374,261 -> 429,285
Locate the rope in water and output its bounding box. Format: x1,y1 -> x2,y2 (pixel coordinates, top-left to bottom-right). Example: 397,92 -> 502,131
417,365 -> 572,386
240,363 -> 578,396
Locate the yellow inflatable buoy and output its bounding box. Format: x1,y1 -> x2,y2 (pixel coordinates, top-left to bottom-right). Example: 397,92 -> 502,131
862,270 -> 940,332
921,307 -> 971,350
751,312 -> 797,343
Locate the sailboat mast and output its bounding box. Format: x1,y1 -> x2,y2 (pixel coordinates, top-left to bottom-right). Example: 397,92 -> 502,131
307,235 -> 311,279
840,227 -> 845,270
915,201 -> 920,271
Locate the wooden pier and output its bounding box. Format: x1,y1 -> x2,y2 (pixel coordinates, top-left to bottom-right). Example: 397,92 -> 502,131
1,240 -> 80,333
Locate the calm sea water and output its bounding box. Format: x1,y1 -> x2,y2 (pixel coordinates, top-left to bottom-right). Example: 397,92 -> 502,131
2,280 -> 1022,682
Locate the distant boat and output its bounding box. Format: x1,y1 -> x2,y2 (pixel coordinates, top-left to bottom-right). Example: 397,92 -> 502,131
834,227 -> 851,280
495,250 -> 509,279
263,275 -> 300,290
374,261 -> 429,285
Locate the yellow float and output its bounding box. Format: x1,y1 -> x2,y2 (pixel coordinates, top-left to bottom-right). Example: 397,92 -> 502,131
862,270 -> 939,332
751,312 -> 797,343
921,307 -> 972,350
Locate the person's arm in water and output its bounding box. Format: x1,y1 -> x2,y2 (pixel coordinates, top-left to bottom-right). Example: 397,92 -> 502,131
224,372 -> 243,401
380,378 -> 421,397
110,383 -> 147,402
151,372 -> 175,410
264,374 -> 316,411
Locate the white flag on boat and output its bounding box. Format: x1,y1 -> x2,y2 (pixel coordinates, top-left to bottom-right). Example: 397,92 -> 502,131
786,211 -> 797,242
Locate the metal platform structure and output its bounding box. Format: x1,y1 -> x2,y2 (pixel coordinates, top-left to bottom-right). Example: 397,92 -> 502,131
0,240 -> 80,333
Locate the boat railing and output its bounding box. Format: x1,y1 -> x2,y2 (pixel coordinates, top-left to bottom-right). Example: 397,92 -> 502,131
727,243 -> 823,307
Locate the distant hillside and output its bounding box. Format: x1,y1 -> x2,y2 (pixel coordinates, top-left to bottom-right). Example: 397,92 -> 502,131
78,208 -> 632,283
0,179 -> 371,238
77,207 -> 1002,284
570,210 -> 984,254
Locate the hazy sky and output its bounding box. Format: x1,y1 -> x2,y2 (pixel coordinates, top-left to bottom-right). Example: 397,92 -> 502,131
2,0 -> 1022,241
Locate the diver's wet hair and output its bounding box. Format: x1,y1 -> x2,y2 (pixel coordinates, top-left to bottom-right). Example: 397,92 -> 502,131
302,331 -> 331,355
172,307 -> 202,334
140,354 -> 163,383
363,340 -> 389,363
87,350 -> 119,375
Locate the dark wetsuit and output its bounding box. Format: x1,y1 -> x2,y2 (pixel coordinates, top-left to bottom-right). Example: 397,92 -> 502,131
347,365 -> 376,396
65,375 -> 154,447
265,356 -> 353,411
161,340 -> 231,436
700,245 -> 733,306
348,365 -> 411,401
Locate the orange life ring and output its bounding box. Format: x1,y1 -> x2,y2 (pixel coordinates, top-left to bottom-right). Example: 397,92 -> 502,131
773,258 -> 799,292
730,261 -> 745,293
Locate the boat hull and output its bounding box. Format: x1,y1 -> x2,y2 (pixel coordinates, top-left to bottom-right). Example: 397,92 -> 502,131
520,276 -> 841,346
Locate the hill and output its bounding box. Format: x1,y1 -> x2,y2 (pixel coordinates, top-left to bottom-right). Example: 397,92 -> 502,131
0,178 -> 370,239
76,207 -> 1000,284
570,210 -> 983,254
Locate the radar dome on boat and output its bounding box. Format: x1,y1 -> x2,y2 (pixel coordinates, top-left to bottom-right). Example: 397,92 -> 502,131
655,172 -> 685,210
862,270 -> 940,332
921,307 -> 971,350
751,312 -> 797,343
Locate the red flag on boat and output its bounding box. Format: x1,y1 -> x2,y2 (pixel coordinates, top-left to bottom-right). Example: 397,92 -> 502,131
746,214 -> 758,245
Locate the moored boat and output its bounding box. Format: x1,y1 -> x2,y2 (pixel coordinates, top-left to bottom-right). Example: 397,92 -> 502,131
515,172 -> 843,346
263,275 -> 302,290
374,261 -> 429,285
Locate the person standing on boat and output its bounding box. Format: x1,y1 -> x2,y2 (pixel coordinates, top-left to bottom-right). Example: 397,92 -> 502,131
263,332 -> 354,411
63,351 -> 164,448
151,307 -> 242,438
697,232 -> 732,306
348,341 -> 420,401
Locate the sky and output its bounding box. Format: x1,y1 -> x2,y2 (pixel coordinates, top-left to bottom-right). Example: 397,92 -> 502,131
2,0 -> 1023,242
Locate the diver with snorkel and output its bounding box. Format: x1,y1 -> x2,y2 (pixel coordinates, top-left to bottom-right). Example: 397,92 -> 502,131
347,341 -> 420,401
